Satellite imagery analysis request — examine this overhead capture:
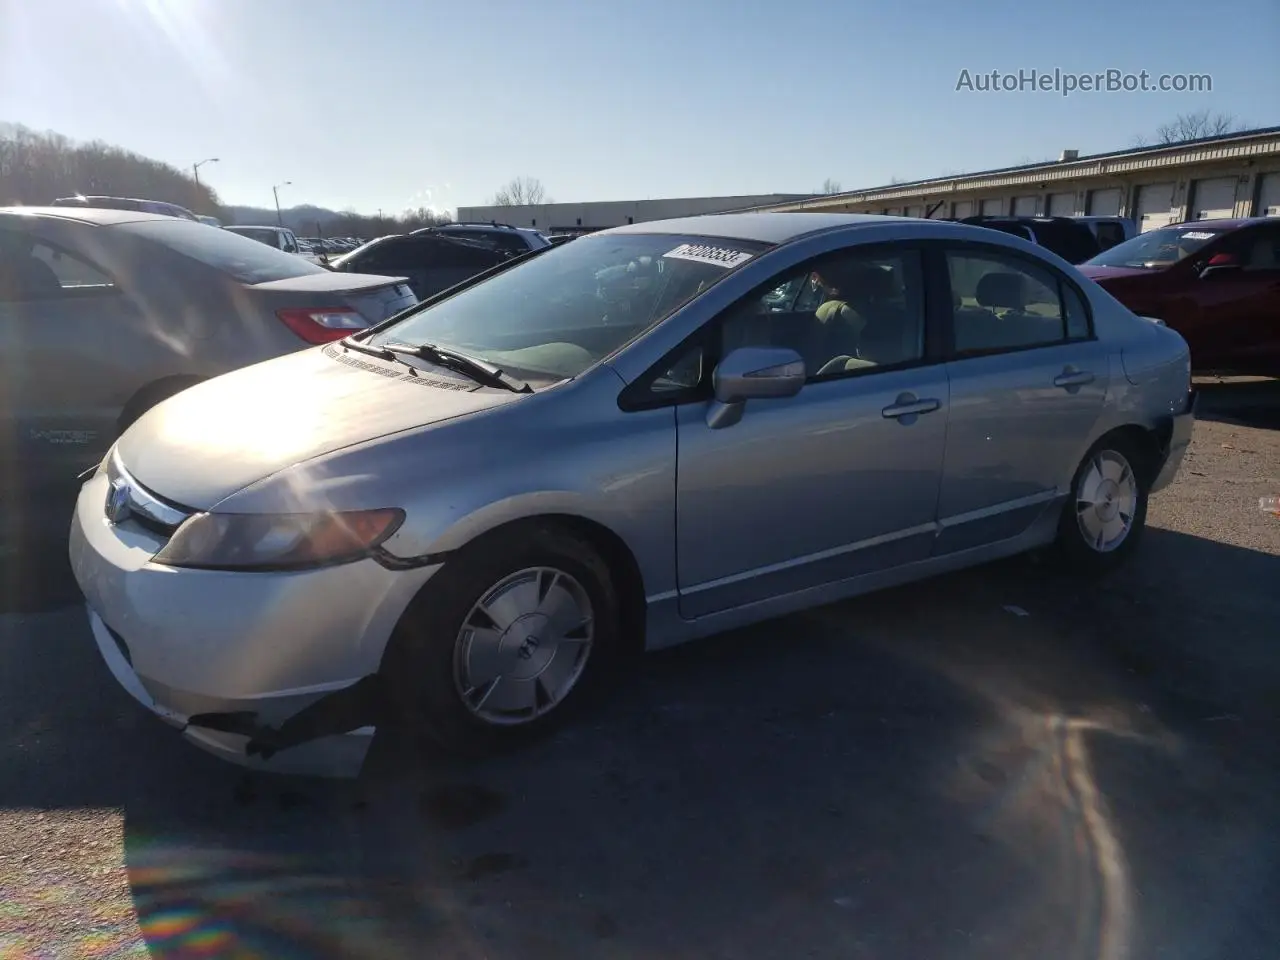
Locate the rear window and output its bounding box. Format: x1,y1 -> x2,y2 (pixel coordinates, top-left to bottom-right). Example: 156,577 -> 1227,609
119,219 -> 328,283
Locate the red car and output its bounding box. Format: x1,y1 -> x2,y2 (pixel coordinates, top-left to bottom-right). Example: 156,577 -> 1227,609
1078,218 -> 1280,377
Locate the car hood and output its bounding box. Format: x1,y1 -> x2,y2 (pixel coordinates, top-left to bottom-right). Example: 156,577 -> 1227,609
1078,264 -> 1161,282
117,345 -> 523,509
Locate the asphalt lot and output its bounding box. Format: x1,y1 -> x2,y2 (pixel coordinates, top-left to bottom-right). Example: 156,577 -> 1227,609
2,380 -> 1279,960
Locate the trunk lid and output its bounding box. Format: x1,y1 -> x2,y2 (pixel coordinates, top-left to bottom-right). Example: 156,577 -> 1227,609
249,272 -> 418,324
117,345 -> 523,509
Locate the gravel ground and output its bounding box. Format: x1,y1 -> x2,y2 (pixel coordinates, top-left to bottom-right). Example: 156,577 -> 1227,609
1,380 -> 1277,960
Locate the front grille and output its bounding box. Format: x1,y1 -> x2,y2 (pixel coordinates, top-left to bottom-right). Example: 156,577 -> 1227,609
104,450 -> 194,537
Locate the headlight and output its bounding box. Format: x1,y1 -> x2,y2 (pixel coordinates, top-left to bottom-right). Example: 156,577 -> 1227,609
153,509 -> 404,571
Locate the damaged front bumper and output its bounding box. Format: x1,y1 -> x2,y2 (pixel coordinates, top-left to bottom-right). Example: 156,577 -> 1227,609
88,607 -> 381,777
1150,387 -> 1198,494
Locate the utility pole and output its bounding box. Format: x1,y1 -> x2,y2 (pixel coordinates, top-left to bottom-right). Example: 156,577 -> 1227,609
192,157 -> 219,188
273,181 -> 292,227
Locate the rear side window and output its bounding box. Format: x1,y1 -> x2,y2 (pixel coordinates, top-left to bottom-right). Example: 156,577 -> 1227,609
0,229 -> 115,301
946,249 -> 1089,354
121,220 -> 326,284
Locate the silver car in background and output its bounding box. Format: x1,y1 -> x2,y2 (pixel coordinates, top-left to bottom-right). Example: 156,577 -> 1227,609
69,213 -> 1195,776
0,207 -> 417,487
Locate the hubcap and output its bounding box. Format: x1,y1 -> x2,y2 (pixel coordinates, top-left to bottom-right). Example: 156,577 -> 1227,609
1075,449 -> 1138,553
452,567 -> 594,726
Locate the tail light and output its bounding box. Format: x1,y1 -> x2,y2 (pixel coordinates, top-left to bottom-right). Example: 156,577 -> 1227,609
276,307 -> 368,344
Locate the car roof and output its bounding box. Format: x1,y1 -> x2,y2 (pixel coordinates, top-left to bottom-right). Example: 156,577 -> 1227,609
600,212 -> 907,244
0,205 -> 178,226
1164,217 -> 1267,231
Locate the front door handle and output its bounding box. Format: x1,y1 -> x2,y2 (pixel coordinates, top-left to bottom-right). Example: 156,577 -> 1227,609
882,396 -> 941,419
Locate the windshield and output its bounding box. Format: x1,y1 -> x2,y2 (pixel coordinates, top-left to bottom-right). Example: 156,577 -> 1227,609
368,233 -> 768,380
1085,226 -> 1225,269
119,219 -> 328,283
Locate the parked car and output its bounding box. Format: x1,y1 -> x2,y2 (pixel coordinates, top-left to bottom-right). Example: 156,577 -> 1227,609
1078,217 -> 1280,377
224,224 -> 326,264
327,232 -> 507,299
196,215 -> 223,228
956,216 -> 1102,263
69,212 -> 1194,775
51,195 -> 199,221
547,234 -> 575,246
1072,216 -> 1137,252
0,207 -> 417,488
413,221 -> 550,257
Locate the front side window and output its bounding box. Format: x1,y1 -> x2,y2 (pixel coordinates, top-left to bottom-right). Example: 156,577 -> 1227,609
1085,225 -> 1225,269
0,229 -> 115,301
369,233 -> 768,382
122,220 -> 327,284
718,247 -> 925,380
947,250 -> 1085,354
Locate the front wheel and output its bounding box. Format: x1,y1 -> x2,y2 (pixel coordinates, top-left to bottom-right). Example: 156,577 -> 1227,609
1055,438 -> 1149,575
383,524 -> 622,757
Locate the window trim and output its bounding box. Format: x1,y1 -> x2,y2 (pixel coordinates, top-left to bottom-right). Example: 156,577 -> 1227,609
930,239 -> 1097,362
618,242 -> 942,412
0,230 -> 120,303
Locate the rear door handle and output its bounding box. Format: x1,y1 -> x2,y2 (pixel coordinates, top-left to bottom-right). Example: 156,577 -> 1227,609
1054,370 -> 1095,388
882,397 -> 941,419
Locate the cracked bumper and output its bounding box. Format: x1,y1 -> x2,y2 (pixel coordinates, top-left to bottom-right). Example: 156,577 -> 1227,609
1150,388 -> 1197,494
70,472 -> 441,777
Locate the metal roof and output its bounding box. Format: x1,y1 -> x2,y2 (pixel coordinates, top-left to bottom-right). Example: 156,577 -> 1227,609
743,125 -> 1280,213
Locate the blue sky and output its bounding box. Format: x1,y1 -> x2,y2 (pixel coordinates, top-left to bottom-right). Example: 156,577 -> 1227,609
2,0 -> 1276,215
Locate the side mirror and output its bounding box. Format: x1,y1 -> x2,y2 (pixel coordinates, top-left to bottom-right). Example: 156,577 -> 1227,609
706,346 -> 805,429
1199,252 -> 1241,279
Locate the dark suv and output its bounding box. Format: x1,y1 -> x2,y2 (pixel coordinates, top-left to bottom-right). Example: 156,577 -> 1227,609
413,222 -> 550,257
956,216 -> 1102,264
327,232 -> 506,300
1079,218 -> 1280,376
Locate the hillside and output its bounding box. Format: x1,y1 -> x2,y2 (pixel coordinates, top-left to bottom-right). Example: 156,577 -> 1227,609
225,204 -> 451,236
0,122 -> 222,216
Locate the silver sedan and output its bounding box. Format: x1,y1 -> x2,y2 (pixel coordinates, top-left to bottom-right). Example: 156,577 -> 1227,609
68,213 -> 1196,776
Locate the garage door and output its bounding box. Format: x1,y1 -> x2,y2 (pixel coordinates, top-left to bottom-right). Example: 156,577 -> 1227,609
1047,193 -> 1076,217
904,204 -> 924,218
951,200 -> 973,219
1012,196 -> 1038,216
1135,182 -> 1176,232
980,198 -> 1004,216
1087,188 -> 1122,216
1190,177 -> 1238,220
1256,173 -> 1280,217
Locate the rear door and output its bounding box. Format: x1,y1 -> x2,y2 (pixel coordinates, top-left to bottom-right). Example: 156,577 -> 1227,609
935,243 -> 1109,552
0,225 -> 139,479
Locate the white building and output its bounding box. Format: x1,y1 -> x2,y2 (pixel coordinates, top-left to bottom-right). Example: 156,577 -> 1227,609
455,194 -> 814,235
747,126 -> 1280,232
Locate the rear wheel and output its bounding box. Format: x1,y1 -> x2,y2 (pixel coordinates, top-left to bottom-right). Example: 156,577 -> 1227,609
383,524 -> 621,757
1056,437 -> 1149,574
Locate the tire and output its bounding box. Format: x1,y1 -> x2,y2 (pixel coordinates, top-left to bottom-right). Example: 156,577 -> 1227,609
382,523 -> 622,758
1055,435 -> 1150,576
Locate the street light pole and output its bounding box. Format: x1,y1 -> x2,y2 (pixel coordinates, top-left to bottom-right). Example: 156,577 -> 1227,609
192,157 -> 219,188
272,181 -> 292,227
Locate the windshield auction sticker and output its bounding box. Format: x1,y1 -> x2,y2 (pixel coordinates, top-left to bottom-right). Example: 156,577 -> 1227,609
663,243 -> 754,268
1179,231 -> 1217,240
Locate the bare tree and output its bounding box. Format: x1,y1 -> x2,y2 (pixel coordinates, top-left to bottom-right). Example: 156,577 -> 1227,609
1150,110 -> 1246,145
820,178 -> 842,194
491,176 -> 549,206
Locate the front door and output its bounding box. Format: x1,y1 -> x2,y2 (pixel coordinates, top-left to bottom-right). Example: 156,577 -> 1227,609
1191,223 -> 1280,373
935,245 -> 1110,553
673,244 -> 949,619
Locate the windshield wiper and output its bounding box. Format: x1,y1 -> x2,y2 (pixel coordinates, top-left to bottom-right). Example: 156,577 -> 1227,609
382,341 -> 532,393
340,338 -> 395,360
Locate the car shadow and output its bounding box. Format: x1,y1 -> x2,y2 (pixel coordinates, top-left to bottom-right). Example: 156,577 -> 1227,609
2,527 -> 1278,958
1193,376 -> 1280,429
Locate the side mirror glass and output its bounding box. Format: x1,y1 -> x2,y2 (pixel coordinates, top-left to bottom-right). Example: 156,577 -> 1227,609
712,346 -> 806,404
